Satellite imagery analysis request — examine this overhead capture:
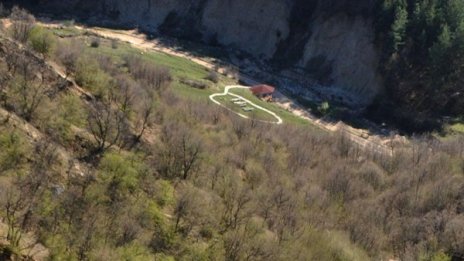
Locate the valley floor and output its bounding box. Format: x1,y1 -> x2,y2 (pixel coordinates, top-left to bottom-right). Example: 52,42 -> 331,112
35,19 -> 402,156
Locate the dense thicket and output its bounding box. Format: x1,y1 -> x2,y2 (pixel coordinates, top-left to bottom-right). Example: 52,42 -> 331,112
370,0 -> 464,131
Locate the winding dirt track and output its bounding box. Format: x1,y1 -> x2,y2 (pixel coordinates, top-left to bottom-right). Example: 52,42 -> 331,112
209,85 -> 283,124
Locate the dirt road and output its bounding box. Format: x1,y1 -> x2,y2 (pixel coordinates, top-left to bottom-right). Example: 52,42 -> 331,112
38,21 -> 399,155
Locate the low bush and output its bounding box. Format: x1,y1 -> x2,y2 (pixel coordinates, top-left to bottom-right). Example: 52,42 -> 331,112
124,55 -> 171,90
62,20 -> 75,27
179,77 -> 209,90
54,40 -> 83,78
46,94 -> 86,144
9,7 -> 35,43
111,39 -> 118,49
28,26 -> 56,58
75,56 -> 111,97
206,71 -> 219,83
90,37 -> 100,48
0,130 -> 29,172
9,6 -> 34,21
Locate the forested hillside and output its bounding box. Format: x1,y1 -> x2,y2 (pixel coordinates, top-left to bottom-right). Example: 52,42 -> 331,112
370,0 -> 464,131
0,6 -> 463,261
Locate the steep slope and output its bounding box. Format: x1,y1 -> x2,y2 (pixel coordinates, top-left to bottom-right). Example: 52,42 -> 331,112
7,0 -> 381,106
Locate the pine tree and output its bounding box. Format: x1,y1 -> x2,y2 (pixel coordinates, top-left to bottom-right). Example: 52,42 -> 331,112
430,24 -> 451,74
391,5 -> 409,52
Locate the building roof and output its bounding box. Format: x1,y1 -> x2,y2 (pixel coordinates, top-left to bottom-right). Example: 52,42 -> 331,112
250,84 -> 275,95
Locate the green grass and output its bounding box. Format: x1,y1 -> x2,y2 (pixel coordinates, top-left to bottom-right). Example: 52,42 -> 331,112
215,94 -> 278,122
228,89 -> 312,126
50,27 -> 83,38
51,27 -> 314,127
171,82 -> 218,100
83,38 -> 209,80
435,120 -> 464,141
450,123 -> 464,134
50,25 -> 202,78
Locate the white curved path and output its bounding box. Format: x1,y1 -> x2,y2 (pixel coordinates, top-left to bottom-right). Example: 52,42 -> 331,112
210,85 -> 283,125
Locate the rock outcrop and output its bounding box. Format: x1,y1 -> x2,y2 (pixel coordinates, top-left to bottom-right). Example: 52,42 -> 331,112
9,0 -> 380,106
201,0 -> 291,58
300,15 -> 381,102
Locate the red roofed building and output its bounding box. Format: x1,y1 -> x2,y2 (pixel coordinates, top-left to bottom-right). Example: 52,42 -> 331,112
250,84 -> 275,100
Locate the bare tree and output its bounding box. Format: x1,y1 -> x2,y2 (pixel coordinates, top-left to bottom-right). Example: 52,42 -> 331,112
9,6 -> 35,43
231,116 -> 249,140
5,50 -> 22,75
173,185 -> 214,234
112,75 -> 135,116
76,212 -> 98,261
0,142 -> 57,253
0,60 -> 8,106
124,55 -> 171,91
2,186 -> 25,250
113,75 -> 157,144
179,132 -> 202,180
55,40 -> 83,79
157,121 -> 202,180
87,97 -> 127,153
220,183 -> 253,232
9,59 -> 49,122
223,221 -> 275,261
18,141 -> 58,232
133,93 -> 155,143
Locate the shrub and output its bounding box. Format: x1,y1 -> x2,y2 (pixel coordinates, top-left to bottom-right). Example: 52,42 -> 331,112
96,54 -> 117,75
75,56 -> 111,97
115,244 -> 155,261
8,68 -> 50,121
9,6 -> 34,21
318,101 -> 330,116
154,180 -> 175,207
55,40 -> 83,78
98,152 -> 146,195
90,37 -> 100,48
9,7 -> 35,43
28,26 -> 56,58
150,225 -> 176,253
0,131 -> 29,171
223,65 -> 239,79
111,39 -> 118,49
10,21 -> 34,43
124,55 -> 171,90
179,77 -> 209,89
206,71 -> 219,83
199,226 -> 214,240
62,19 -> 75,27
46,94 -> 86,143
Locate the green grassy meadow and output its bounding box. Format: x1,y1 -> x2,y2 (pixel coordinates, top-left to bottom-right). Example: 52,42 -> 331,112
51,26 -> 313,127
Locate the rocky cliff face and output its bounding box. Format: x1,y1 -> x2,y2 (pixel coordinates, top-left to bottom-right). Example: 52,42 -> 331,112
299,15 -> 381,102
10,0 -> 380,105
202,0 -> 291,58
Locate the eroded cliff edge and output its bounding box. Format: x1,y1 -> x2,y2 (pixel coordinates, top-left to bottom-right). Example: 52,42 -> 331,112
10,0 -> 380,106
